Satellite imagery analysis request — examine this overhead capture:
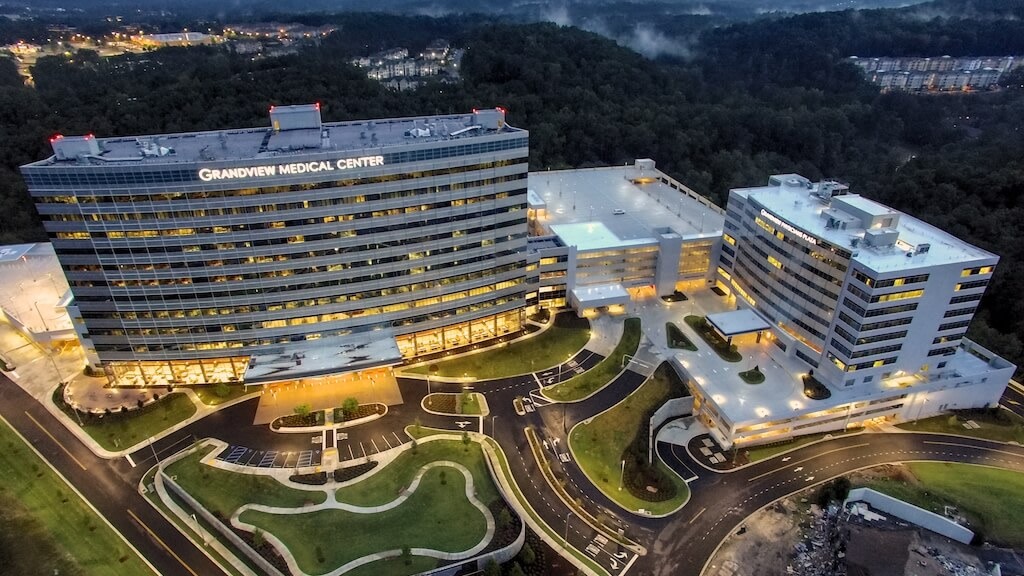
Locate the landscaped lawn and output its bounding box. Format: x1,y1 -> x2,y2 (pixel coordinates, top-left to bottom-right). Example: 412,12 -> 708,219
738,367 -> 765,384
862,462 -> 1024,547
341,556 -> 438,576
194,384 -> 256,406
242,466 -> 487,574
896,409 -> 1024,444
569,362 -> 690,514
55,385 -> 197,451
666,322 -> 697,351
165,447 -> 326,518
336,440 -> 498,507
683,315 -> 742,362
405,313 -> 590,378
543,317 -> 642,402
0,417 -> 154,576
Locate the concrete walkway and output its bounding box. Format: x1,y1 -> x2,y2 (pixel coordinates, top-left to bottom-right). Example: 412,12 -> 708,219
230,461 -> 495,576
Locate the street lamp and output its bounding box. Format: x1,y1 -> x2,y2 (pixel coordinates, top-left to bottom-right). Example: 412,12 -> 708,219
619,459 -> 625,491
491,415 -> 499,438
564,509 -> 575,542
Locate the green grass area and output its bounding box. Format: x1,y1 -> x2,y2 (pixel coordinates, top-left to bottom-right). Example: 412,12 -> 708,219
896,409 -> 1024,443
569,362 -> 689,514
0,417 -> 154,576
336,440 -> 498,507
665,322 -> 697,351
862,462 -> 1024,547
683,315 -> 742,362
54,385 -> 196,451
243,466 -> 487,574
194,384 -> 255,406
341,556 -> 438,576
165,447 -> 326,519
543,317 -> 642,402
406,313 -> 590,379
461,392 -> 482,415
738,367 -> 765,384
140,467 -> 251,576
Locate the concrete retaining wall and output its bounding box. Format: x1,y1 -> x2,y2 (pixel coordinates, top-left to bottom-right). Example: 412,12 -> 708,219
844,487 -> 974,544
162,471 -> 287,576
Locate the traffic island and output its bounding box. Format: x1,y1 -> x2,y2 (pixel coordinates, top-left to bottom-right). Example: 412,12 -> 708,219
738,366 -> 765,384
684,315 -> 742,362
569,362 -> 690,515
543,317 -> 642,402
666,322 -> 697,351
802,373 -> 832,400
422,391 -> 487,416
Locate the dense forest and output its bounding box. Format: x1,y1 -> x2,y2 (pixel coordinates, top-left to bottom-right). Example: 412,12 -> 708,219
1,1 -> 1024,372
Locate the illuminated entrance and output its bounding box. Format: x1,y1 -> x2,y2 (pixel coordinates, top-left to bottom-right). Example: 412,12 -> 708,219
395,310 -> 523,358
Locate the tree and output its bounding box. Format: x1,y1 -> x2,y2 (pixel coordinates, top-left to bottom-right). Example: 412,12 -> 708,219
484,559 -> 501,576
294,404 -> 311,416
401,545 -> 412,565
520,542 -> 536,565
498,507 -> 513,529
509,562 -> 526,576
213,382 -> 231,398
342,397 -> 360,419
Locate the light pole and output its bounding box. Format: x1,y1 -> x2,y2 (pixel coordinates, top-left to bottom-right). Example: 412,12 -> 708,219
150,436 -> 159,464
491,415 -> 499,438
619,459 -> 625,491
564,509 -> 575,542
34,300 -> 50,332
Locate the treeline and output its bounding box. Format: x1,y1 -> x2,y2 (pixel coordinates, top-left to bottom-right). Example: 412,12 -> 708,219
0,2 -> 1023,370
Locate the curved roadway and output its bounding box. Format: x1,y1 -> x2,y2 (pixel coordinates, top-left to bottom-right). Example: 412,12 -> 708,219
4,358 -> 1024,576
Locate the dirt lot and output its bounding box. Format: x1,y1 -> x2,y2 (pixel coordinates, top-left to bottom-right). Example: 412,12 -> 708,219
704,466 -> 1005,576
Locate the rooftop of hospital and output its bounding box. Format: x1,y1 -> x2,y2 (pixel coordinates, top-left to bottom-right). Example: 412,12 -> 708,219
26,106 -> 522,168
733,174 -> 996,272
528,161 -> 725,251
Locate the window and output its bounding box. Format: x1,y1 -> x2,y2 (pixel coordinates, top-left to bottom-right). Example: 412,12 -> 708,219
863,375 -> 873,383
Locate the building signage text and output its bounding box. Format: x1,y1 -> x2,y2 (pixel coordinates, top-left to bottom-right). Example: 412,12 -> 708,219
760,209 -> 818,245
197,156 -> 385,182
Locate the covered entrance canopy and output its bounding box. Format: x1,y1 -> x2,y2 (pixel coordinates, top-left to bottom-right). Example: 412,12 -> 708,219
569,283 -> 631,311
243,329 -> 402,384
705,309 -> 771,343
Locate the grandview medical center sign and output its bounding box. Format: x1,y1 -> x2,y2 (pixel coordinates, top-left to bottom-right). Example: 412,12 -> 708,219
198,156 -> 385,182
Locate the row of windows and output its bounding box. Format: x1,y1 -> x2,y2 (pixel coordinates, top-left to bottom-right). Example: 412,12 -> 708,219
842,298 -> 918,319
735,252 -> 833,317
87,244 -> 522,289
949,292 -> 982,305
91,293 -> 524,354
77,260 -> 526,306
943,306 -> 977,318
38,157 -> 525,207
48,178 -> 525,233
933,333 -> 965,345
961,265 -> 994,277
87,279 -> 526,337
939,319 -> 972,331
56,204 -> 525,258
956,279 -> 989,291
27,137 -> 529,189
743,241 -> 840,301
54,187 -> 521,241
928,347 -> 957,357
837,311 -> 913,333
852,270 -> 929,288
66,228 -> 525,276
834,323 -> 907,346
733,260 -> 829,340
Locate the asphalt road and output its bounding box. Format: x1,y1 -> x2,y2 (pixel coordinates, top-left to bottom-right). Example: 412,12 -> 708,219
0,374 -> 224,576
5,350 -> 1024,576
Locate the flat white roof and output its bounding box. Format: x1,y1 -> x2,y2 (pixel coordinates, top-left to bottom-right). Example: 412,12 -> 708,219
529,166 -> 724,242
243,331 -> 402,383
0,243 -> 72,333
706,309 -> 770,337
734,177 -> 996,272
549,221 -> 655,252
572,283 -> 630,305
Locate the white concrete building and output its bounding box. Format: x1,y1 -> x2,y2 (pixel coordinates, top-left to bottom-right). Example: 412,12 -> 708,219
692,174 -> 1014,448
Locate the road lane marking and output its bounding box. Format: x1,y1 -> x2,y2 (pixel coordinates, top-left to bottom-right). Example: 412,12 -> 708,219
24,411 -> 87,471
127,509 -> 200,576
923,440 -> 1024,459
688,507 -> 706,524
747,443 -> 870,482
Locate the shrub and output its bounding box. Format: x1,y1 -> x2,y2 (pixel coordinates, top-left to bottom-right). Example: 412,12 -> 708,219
289,471 -> 328,485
